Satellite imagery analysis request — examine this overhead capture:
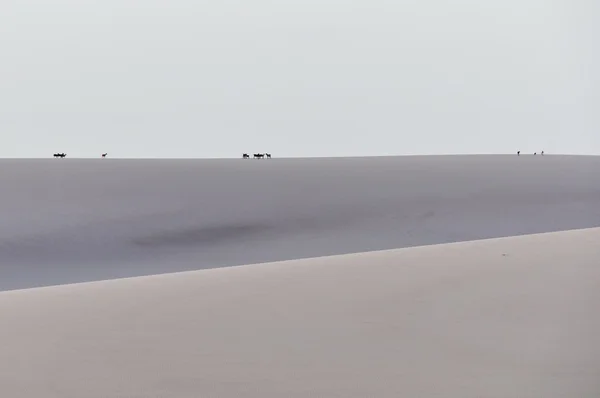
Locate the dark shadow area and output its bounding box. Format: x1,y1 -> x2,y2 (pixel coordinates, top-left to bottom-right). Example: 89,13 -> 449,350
1,155 -> 599,291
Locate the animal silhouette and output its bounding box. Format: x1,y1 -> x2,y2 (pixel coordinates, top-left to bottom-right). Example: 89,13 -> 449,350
253,153 -> 265,159
53,153 -> 66,158
102,153 -> 108,158
242,153 -> 250,159
266,153 -> 271,158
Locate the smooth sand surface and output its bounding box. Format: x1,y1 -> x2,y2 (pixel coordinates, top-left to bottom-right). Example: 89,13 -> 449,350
1,155 -> 599,291
1,228 -> 599,397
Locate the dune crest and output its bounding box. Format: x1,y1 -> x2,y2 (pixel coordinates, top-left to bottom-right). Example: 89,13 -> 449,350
1,155 -> 599,291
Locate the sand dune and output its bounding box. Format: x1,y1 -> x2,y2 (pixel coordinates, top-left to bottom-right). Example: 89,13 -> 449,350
1,155 -> 599,291
1,227 -> 599,397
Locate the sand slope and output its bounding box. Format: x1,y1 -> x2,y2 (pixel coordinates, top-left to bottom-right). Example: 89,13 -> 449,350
1,155 -> 599,291
1,227 -> 599,397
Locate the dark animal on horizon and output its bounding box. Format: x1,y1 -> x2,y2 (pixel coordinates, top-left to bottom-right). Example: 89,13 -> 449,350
242,153 -> 250,159
53,153 -> 66,158
102,153 -> 108,158
254,153 -> 265,159
266,153 -> 271,158
534,152 -> 537,155
541,151 -> 544,156
517,151 -> 520,156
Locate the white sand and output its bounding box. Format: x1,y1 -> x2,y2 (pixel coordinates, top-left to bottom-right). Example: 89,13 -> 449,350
1,227 -> 599,397
1,155 -> 599,291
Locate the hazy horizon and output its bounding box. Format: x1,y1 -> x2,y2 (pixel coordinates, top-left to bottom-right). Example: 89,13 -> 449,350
1,153 -> 599,160
2,0 -> 598,158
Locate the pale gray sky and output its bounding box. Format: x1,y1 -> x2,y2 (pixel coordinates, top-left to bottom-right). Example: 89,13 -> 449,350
1,0 -> 598,158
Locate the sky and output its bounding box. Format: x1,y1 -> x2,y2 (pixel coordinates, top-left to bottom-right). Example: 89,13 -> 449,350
1,0 -> 598,158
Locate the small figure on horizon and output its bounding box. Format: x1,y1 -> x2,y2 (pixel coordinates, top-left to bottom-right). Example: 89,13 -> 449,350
254,153 -> 265,159
534,152 -> 537,156
266,153 -> 271,158
541,151 -> 544,156
242,153 -> 250,159
102,153 -> 108,158
517,151 -> 520,156
53,153 -> 66,158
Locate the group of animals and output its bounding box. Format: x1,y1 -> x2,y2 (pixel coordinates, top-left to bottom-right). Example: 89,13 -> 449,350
54,152 -> 269,159
53,153 -> 107,158
54,152 -> 543,159
243,153 -> 271,159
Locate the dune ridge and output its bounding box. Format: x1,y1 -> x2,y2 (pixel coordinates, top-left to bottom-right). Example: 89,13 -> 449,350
1,155 -> 599,291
